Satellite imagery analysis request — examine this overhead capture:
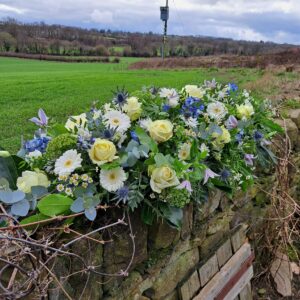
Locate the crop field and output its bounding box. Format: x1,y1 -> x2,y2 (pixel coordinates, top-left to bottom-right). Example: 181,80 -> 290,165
0,56 -> 296,152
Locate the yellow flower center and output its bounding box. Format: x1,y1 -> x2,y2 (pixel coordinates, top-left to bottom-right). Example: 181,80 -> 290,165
64,160 -> 73,167
112,118 -> 120,125
109,174 -> 116,180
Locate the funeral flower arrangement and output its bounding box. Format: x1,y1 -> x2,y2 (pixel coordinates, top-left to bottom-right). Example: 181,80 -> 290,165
0,80 -> 282,228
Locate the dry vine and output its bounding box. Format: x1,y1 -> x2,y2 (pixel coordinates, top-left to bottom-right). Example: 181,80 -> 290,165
0,206 -> 136,299
253,120 -> 300,296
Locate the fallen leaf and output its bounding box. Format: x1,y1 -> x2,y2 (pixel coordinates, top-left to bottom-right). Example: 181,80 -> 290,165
270,252 -> 292,297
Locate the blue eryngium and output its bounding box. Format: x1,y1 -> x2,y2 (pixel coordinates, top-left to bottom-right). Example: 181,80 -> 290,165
116,186 -> 130,203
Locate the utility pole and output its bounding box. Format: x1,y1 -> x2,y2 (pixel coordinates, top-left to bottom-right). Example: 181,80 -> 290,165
160,0 -> 169,59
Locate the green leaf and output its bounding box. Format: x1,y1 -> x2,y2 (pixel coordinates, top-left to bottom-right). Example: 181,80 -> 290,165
261,118 -> 284,133
160,204 -> 183,229
100,159 -> 120,170
141,205 -> 155,225
154,153 -> 169,167
20,213 -> 51,230
48,123 -> 69,137
37,194 -> 73,217
135,127 -> 158,153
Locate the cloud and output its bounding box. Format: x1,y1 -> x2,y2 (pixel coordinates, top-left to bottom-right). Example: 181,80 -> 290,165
0,0 -> 299,44
0,4 -> 26,14
90,9 -> 113,24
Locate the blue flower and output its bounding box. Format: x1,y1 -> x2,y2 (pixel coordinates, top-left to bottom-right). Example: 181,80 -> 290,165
253,131 -> 263,141
235,130 -> 244,143
220,169 -> 231,181
130,131 -> 139,142
113,88 -> 129,107
162,104 -> 171,112
116,186 -> 130,203
25,137 -> 50,153
228,83 -> 238,92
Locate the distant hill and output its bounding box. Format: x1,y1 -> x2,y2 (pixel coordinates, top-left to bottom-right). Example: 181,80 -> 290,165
0,18 -> 297,58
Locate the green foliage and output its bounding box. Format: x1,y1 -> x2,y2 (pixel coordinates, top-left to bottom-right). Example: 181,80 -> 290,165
45,133 -> 77,160
162,188 -> 191,208
37,194 -> 73,217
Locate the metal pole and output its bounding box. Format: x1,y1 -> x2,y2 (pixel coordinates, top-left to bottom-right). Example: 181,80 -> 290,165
162,0 -> 168,60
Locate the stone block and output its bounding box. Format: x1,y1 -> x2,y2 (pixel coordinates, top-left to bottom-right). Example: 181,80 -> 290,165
181,203 -> 193,240
216,239 -> 233,267
149,218 -> 180,249
151,248 -> 199,299
199,254 -> 219,287
289,108 -> 300,129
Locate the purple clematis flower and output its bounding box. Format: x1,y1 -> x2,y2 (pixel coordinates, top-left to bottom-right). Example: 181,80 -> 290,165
225,115 -> 238,130
203,168 -> 220,184
29,109 -> 49,127
176,180 -> 193,193
244,154 -> 255,166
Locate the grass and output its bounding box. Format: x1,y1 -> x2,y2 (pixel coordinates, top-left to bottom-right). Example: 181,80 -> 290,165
0,57 -> 265,152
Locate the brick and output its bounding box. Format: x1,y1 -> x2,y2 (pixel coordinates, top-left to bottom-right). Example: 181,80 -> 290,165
180,271 -> 200,300
216,239 -> 233,267
199,254 -> 219,287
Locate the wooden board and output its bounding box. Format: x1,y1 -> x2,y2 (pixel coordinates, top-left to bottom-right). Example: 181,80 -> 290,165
193,243 -> 252,300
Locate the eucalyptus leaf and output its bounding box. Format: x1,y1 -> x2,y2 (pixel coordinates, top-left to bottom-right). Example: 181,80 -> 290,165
0,190 -> 25,204
11,199 -> 30,216
70,197 -> 84,213
85,207 -> 97,221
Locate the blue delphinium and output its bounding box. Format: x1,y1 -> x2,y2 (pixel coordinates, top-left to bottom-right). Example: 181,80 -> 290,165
162,104 -> 171,112
228,83 -> 238,93
180,97 -> 205,119
235,130 -> 244,143
25,137 -> 50,153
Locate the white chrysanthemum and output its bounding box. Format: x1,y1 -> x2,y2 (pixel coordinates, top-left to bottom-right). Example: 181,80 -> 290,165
159,88 -> 179,107
54,150 -> 83,176
181,116 -> 198,128
178,143 -> 191,161
207,101 -> 228,120
139,118 -> 153,131
103,110 -> 131,133
100,167 -> 127,192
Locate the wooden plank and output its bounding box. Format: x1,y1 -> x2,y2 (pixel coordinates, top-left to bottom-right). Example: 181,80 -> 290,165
193,243 -> 251,300
199,254 -> 219,287
224,267 -> 253,300
231,226 -> 246,253
239,282 -> 253,300
180,271 -> 201,300
216,239 -> 233,268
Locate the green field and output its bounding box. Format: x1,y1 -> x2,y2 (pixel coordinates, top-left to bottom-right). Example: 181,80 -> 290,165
0,57 -> 265,152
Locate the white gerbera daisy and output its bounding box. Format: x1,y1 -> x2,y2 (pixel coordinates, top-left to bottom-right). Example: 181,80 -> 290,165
54,150 -> 83,176
103,110 -> 131,133
207,101 -> 228,121
100,167 -> 127,192
139,118 -> 153,131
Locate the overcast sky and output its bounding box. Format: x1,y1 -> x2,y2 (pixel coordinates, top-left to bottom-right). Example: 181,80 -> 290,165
1,0 -> 300,44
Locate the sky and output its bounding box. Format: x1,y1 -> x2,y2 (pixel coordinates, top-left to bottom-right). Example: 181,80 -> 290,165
0,0 -> 300,44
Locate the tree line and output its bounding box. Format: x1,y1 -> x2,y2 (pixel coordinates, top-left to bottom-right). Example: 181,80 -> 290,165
0,18 -> 295,57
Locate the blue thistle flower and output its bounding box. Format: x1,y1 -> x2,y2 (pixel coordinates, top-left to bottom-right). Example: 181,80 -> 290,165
228,83 -> 238,93
116,186 -> 130,203
130,131 -> 139,142
162,104 -> 171,112
253,131 -> 263,141
113,87 -> 129,107
220,169 -> 231,181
